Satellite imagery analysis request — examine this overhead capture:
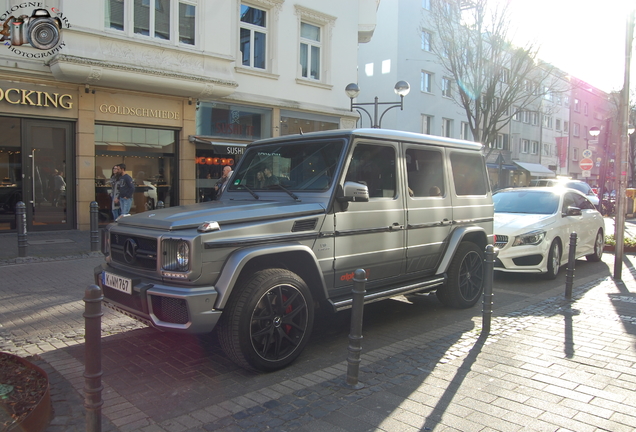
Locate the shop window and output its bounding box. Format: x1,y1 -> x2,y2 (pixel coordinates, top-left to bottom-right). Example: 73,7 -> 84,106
95,125 -> 177,223
105,0 -> 196,46
196,102 -> 272,141
279,110 -> 338,136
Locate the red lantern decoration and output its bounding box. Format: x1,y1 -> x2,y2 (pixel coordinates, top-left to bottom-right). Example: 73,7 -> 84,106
227,158 -> 234,166
196,157 -> 206,165
220,158 -> 227,166
205,157 -> 214,165
213,158 -> 221,165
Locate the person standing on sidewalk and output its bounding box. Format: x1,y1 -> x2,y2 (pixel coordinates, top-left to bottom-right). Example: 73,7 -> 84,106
214,165 -> 233,199
114,163 -> 134,216
109,165 -> 121,220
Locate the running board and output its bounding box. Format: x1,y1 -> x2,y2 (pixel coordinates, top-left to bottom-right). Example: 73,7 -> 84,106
329,276 -> 446,312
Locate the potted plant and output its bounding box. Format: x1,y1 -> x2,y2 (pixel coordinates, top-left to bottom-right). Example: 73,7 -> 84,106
604,235 -> 636,253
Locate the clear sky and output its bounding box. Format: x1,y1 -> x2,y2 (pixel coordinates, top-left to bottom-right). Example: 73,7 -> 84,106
501,0 -> 634,93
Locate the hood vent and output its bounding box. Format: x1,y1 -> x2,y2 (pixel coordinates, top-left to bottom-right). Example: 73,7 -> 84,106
292,218 -> 318,232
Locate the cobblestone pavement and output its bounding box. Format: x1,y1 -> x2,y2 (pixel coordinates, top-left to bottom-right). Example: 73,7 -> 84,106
0,228 -> 635,431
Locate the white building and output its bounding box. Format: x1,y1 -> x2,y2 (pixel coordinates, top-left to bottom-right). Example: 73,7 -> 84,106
0,0 -> 377,231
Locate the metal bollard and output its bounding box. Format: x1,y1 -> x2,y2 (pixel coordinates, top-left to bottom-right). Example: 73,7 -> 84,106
84,285 -> 104,432
345,269 -> 367,389
16,201 -> 27,257
482,245 -> 497,335
90,201 -> 100,252
156,200 -> 165,209
565,232 -> 577,299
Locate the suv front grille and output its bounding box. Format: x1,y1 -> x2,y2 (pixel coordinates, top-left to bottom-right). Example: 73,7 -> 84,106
494,235 -> 508,248
110,233 -> 158,270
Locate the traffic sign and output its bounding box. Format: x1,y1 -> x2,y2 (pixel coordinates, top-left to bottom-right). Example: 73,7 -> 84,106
579,158 -> 593,171
582,149 -> 592,159
582,170 -> 591,178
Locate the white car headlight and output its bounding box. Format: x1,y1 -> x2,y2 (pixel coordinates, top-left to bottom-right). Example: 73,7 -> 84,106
512,230 -> 546,247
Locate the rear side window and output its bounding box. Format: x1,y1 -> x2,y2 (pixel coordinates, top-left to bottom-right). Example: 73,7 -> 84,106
450,152 -> 488,196
406,148 -> 445,197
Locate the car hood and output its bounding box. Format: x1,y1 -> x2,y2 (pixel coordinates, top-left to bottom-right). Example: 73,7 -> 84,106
494,212 -> 555,234
115,200 -> 327,230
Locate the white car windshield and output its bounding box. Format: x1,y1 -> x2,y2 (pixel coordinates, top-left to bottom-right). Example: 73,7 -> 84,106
493,190 -> 559,214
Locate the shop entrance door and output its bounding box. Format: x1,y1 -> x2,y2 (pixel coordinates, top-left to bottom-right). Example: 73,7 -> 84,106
23,119 -> 74,231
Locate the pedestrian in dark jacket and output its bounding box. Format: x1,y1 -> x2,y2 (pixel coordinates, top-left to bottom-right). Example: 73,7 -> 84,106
115,163 -> 134,216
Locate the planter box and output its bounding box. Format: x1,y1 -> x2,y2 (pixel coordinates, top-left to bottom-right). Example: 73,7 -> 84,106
604,245 -> 636,253
0,352 -> 52,432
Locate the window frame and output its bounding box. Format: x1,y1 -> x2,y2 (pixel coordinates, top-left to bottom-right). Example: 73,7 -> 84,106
295,5 -> 335,86
421,71 -> 433,93
422,115 -> 433,135
441,77 -> 452,98
105,0 -> 198,46
421,30 -> 432,51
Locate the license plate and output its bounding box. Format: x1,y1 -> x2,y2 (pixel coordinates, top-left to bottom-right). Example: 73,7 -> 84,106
103,271 -> 132,295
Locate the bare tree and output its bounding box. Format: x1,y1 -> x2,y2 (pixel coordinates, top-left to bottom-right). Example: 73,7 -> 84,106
425,0 -> 566,156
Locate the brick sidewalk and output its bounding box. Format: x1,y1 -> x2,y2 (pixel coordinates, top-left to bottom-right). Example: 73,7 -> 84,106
1,253 -> 635,431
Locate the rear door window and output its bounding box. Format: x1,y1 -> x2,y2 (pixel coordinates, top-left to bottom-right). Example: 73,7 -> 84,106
450,152 -> 488,196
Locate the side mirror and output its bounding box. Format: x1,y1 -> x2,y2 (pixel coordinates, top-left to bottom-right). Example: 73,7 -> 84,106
337,181 -> 370,203
564,206 -> 582,216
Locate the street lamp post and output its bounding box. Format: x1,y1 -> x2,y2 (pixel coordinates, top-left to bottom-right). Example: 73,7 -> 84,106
345,81 -> 411,128
614,8 -> 635,280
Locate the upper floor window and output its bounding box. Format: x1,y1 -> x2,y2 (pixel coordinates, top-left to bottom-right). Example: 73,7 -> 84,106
421,71 -> 433,93
573,98 -> 580,112
531,141 -> 539,155
513,108 -> 521,121
422,0 -> 431,10
442,118 -> 452,138
240,4 -> 267,69
523,110 -> 530,123
441,78 -> 452,97
573,122 -> 580,137
461,122 -> 471,140
422,115 -> 433,134
496,134 -> 504,149
421,31 -> 432,51
584,102 -> 589,116
564,96 -> 570,107
300,22 -> 321,80
556,119 -> 562,131
532,111 -> 539,126
105,0 -> 196,45
564,121 -> 569,133
521,139 -> 530,154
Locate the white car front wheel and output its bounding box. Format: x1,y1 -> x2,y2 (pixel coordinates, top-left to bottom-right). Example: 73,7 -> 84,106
545,239 -> 561,280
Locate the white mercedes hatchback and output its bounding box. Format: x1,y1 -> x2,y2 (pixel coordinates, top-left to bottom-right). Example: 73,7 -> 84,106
493,187 -> 604,279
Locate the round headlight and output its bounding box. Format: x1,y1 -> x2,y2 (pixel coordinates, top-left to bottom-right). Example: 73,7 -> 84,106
176,240 -> 190,270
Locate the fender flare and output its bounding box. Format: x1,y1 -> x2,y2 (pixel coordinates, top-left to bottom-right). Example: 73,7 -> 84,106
435,226 -> 488,275
213,243 -> 328,309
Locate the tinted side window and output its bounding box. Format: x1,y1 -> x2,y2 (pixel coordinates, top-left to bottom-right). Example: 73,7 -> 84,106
406,148 -> 445,197
450,152 -> 487,196
346,144 -> 396,198
572,193 -> 594,210
562,192 -> 577,212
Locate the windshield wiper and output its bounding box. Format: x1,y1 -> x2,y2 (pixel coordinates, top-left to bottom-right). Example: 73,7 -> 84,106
269,183 -> 301,202
241,184 -> 259,200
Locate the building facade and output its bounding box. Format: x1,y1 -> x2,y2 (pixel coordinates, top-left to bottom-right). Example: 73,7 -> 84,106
355,0 -> 610,188
0,0 -> 377,231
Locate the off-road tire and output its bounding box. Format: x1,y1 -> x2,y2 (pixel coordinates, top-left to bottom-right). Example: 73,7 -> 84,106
436,242 -> 484,308
217,268 -> 314,372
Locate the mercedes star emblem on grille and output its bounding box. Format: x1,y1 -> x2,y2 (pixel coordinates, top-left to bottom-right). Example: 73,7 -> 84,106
123,238 -> 138,264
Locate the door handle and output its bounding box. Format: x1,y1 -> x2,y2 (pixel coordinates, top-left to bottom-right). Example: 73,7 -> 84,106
390,223 -> 404,230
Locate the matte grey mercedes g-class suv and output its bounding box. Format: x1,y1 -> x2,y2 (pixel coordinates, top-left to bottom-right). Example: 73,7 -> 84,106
94,128 -> 494,371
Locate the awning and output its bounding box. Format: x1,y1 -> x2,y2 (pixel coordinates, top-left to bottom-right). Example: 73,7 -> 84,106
513,161 -> 556,178
188,135 -> 247,156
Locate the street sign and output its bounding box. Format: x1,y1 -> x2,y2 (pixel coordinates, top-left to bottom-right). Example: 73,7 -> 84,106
582,170 -> 591,178
582,149 -> 592,159
579,158 -> 593,171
